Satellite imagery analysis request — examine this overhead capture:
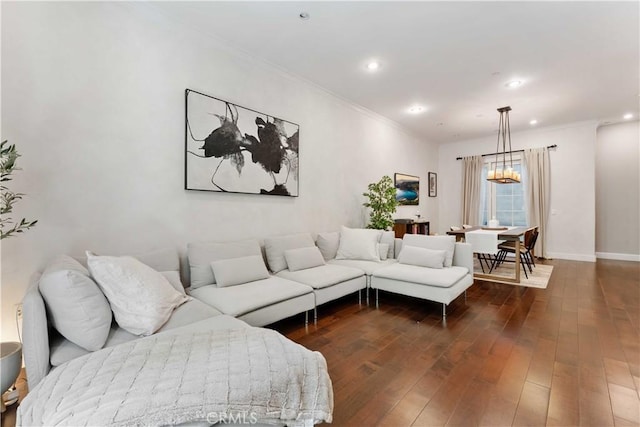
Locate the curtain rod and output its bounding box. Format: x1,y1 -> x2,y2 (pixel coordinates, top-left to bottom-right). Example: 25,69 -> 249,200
455,144 -> 557,160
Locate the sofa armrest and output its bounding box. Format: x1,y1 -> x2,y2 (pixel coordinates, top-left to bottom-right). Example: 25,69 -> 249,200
22,272 -> 51,389
394,238 -> 403,259
453,242 -> 473,274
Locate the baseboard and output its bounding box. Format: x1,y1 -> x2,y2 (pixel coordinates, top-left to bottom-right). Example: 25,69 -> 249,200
546,252 -> 597,262
595,252 -> 640,262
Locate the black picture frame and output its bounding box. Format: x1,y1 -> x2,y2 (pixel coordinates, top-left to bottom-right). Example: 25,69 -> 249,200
428,172 -> 437,197
184,89 -> 299,197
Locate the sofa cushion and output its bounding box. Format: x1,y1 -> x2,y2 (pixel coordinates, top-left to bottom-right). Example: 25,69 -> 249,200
190,277 -> 313,317
402,234 -> 456,267
336,227 -> 383,261
372,264 -> 469,288
328,258 -> 397,275
39,255 -> 112,352
264,233 -> 316,273
277,264 -> 364,289
188,240 -> 262,289
87,252 -> 189,336
50,300 -> 224,367
160,271 -> 186,295
157,298 -> 222,331
284,247 -> 325,272
210,255 -> 270,288
378,243 -> 390,261
316,232 -> 340,261
379,231 -> 395,259
398,246 -> 447,269
132,247 -> 180,273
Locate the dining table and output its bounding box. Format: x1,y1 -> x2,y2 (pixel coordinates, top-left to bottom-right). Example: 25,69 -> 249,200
446,226 -> 528,284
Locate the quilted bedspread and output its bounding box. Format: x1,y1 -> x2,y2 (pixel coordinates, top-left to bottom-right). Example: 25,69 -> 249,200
17,328 -> 333,426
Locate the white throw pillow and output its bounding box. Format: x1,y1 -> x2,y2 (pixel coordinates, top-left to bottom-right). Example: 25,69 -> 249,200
398,246 -> 447,269
335,226 -> 383,261
86,252 -> 189,336
316,232 -> 340,261
39,255 -> 112,351
284,247 -> 326,272
188,240 -> 262,289
264,233 -> 316,273
377,243 -> 390,261
210,255 -> 270,287
402,234 -> 456,267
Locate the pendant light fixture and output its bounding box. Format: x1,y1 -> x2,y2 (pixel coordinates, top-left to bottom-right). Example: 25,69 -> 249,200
487,106 -> 521,184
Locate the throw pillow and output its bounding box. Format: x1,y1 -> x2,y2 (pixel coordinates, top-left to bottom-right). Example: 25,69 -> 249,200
86,252 -> 189,336
378,243 -> 390,261
264,233 -> 316,273
402,234 -> 456,267
335,226 -> 383,262
316,232 -> 340,261
284,247 -> 326,272
39,255 -> 112,351
188,240 -> 262,288
398,246 -> 447,269
210,255 -> 270,287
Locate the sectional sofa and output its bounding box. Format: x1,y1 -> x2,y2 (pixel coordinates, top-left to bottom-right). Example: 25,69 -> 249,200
19,227 -> 473,426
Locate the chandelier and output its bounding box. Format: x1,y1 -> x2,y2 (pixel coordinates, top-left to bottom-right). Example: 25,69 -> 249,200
487,106 -> 521,184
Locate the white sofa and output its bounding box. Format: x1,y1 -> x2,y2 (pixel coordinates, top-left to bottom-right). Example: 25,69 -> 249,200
370,234 -> 474,319
21,248 -> 245,390
265,233 -> 367,321
21,247 -> 333,427
188,239 -> 315,327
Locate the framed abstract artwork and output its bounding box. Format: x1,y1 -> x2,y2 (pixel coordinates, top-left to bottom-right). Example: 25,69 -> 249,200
394,173 -> 419,205
428,172 -> 437,197
185,89 -> 299,196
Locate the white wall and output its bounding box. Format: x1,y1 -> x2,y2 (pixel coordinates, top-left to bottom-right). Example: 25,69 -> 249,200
438,121 -> 598,262
0,2 -> 438,342
595,121 -> 640,260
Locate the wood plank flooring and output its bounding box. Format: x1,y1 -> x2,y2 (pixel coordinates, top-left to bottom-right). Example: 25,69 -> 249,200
275,259 -> 640,426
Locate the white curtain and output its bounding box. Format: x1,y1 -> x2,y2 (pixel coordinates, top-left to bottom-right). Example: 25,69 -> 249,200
524,147 -> 550,258
461,155 -> 483,226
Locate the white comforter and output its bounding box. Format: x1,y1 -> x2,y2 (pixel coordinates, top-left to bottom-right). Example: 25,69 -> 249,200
18,328 -> 333,426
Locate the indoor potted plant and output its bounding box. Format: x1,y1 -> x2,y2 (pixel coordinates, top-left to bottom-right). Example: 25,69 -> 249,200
362,175 -> 398,230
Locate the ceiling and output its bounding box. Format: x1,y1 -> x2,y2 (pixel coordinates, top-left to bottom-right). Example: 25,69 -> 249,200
148,1 -> 639,143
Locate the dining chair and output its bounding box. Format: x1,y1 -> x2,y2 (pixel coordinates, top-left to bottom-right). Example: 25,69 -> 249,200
495,227 -> 538,278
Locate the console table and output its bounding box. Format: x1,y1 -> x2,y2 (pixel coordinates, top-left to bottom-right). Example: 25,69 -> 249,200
393,218 -> 430,238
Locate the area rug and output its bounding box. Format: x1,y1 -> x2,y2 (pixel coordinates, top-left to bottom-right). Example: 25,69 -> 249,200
472,260 -> 553,289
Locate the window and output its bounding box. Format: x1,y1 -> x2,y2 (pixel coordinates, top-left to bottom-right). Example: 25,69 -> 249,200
481,157 -> 527,227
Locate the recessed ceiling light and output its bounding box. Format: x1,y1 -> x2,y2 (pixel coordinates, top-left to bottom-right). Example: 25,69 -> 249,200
506,80 -> 523,88
408,105 -> 425,114
623,113 -> 633,120
366,61 -> 380,71
299,12 -> 310,20
529,119 -> 538,125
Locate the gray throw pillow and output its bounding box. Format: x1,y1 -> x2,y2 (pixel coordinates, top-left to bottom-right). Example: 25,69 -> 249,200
39,255 -> 112,351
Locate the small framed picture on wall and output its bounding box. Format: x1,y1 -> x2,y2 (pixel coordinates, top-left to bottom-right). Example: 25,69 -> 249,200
428,172 -> 437,197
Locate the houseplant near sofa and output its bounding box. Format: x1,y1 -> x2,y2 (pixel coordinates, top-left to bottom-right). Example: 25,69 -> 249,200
1,140 -> 37,239
362,175 -> 398,230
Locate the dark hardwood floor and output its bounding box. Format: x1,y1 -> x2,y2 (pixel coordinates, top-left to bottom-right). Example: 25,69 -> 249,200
275,259 -> 640,426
